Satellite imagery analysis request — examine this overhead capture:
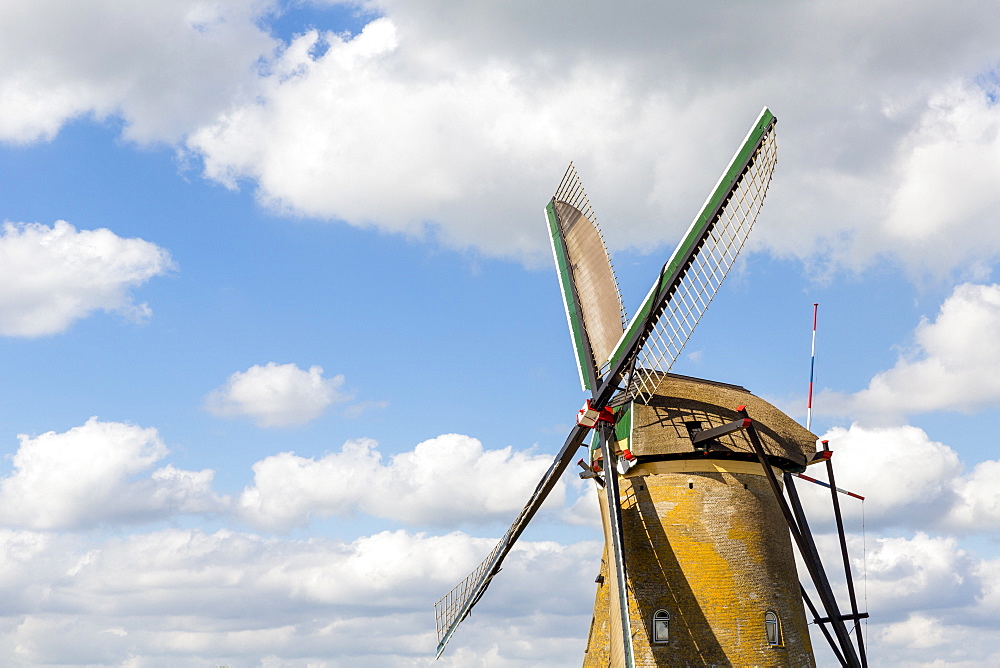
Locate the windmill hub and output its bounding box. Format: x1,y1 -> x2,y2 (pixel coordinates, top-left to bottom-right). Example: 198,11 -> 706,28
578,399 -> 615,428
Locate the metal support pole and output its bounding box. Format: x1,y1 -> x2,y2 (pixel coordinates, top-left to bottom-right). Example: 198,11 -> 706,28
737,409 -> 860,667
600,427 -> 635,668
822,441 -> 867,667
801,585 -> 846,666
783,472 -> 860,667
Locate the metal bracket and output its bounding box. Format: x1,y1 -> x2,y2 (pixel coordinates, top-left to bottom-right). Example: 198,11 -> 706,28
691,417 -> 751,448
576,458 -> 606,487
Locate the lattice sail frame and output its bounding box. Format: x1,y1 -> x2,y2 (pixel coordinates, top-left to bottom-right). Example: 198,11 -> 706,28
434,539 -> 504,651
432,457 -> 572,657
622,116 -> 778,402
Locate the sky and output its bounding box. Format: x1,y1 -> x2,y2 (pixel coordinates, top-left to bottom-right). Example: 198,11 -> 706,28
1,0 -> 999,665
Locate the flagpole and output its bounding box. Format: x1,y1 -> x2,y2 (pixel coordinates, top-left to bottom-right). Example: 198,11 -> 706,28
807,303 -> 818,432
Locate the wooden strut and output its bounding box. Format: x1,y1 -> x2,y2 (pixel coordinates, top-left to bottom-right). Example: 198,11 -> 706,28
690,417 -> 751,445
801,586 -> 846,667
736,407 -> 863,668
814,613 -> 870,625
822,440 -> 868,667
786,472 -> 862,668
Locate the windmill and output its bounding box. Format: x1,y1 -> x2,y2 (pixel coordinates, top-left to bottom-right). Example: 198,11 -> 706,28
434,108 -> 868,666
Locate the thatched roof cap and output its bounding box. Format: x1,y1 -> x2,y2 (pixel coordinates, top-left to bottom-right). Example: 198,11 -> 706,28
626,373 -> 817,467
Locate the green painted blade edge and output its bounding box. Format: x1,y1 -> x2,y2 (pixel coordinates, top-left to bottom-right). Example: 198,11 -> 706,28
546,199 -> 594,392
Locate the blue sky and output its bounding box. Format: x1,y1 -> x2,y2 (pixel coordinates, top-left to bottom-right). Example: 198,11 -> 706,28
2,0 -> 1000,665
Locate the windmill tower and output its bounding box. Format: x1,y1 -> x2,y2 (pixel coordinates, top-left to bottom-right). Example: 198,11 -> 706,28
580,375 -> 818,666
435,108 -> 867,667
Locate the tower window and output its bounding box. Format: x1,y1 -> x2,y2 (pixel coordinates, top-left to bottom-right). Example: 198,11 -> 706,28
652,609 -> 669,643
765,611 -> 782,646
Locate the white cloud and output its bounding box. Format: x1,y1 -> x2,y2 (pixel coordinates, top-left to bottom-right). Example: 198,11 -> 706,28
0,527 -> 598,666
238,433 -> 566,530
3,3 -> 1000,271
882,82 -> 1000,268
801,531 -> 1000,664
182,2 -> 1000,271
0,423 -> 595,662
880,612 -> 948,651
187,16 -> 677,258
204,362 -> 349,427
8,415 -> 1000,664
947,459 -> 1000,534
863,533 -> 978,615
0,221 -> 173,337
821,283 -> 1000,421
800,532 -> 1000,665
0,417 -> 573,533
560,478 -> 601,528
801,424 -> 961,530
0,0 -> 277,144
798,423 -> 1000,536
0,418 -> 224,530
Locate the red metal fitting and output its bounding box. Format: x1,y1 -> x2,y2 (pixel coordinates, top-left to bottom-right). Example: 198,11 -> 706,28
576,399 -> 615,428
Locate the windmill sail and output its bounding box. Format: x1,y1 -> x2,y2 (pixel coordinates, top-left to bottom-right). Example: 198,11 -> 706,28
434,108 -> 778,659
434,423 -> 591,657
546,164 -> 627,391
605,107 -> 778,401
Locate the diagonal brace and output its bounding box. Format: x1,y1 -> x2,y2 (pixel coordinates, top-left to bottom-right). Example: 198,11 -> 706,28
736,406 -> 862,668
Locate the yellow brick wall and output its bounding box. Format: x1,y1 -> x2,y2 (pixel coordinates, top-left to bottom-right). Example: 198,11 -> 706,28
583,549 -> 611,668
584,460 -> 815,667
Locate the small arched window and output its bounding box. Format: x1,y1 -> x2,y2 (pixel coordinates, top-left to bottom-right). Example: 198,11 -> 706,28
652,609 -> 670,643
765,611 -> 782,646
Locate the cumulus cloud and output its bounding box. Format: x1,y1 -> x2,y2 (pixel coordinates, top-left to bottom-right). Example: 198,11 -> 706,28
0,414 -> 595,661
204,362 -> 350,427
0,422 -> 594,663
0,220 -> 172,337
0,527 -> 597,666
883,82 -> 1000,268
238,433 -> 567,530
3,2 -> 1000,270
864,533 -> 979,615
188,16 -> 668,257
880,613 -> 948,651
181,2 -> 1000,271
821,283 -> 1000,422
801,424 -> 961,530
0,418 -> 224,529
0,417 -> 574,533
7,415 -> 1000,663
800,533 -> 1000,664
0,0 -> 277,144
798,423 -> 1000,536
798,532 -> 1000,663
946,459 -> 1000,532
